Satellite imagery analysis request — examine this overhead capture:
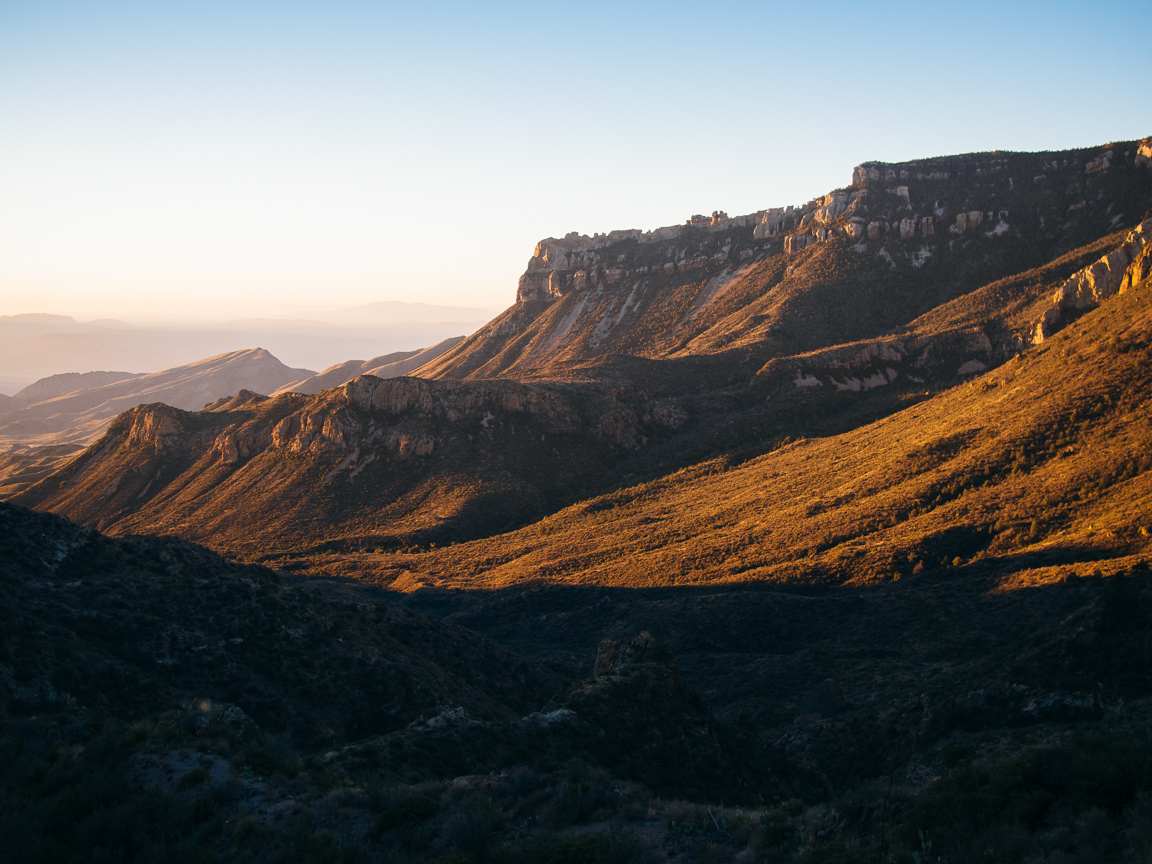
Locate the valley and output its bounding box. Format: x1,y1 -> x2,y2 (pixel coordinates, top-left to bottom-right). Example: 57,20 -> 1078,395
3,135 -> 1152,863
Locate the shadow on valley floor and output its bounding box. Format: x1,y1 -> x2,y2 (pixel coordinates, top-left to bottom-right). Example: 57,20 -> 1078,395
5,496 -> 1152,862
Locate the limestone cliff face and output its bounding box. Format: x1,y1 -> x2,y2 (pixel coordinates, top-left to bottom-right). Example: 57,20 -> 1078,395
420,139 -> 1152,382
1033,218 -> 1152,343
17,374 -> 687,554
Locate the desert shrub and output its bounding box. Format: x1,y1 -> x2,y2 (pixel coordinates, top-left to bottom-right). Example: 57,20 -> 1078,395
497,830 -> 645,864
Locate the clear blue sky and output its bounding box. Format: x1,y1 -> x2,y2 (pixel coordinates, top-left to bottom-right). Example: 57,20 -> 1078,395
2,0 -> 1149,319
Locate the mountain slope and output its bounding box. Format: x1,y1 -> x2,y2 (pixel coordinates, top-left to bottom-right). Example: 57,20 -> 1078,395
6,493 -> 1152,861
20,218 -> 1151,561
298,237 -> 1152,590
417,138 -> 1152,382
15,375 -> 686,555
13,138 -> 1152,561
0,348 -> 314,447
272,336 -> 464,395
13,370 -> 140,404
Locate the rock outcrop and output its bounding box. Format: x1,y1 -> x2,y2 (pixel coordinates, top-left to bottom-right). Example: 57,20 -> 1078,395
1032,218 -> 1152,343
15,374 -> 687,554
420,138 -> 1152,382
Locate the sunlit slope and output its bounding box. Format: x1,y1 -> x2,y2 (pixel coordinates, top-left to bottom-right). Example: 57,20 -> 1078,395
304,265 -> 1152,590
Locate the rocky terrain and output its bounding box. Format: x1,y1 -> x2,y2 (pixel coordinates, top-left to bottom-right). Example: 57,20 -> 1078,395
16,139 -> 1152,563
14,374 -> 687,555
5,136 -> 1152,862
417,139 -> 1152,381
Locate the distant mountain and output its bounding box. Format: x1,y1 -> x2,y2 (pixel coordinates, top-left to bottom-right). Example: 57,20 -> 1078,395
0,443 -> 83,497
0,347 -> 313,447
272,335 -> 465,395
13,370 -> 140,404
0,312 -> 488,384
0,312 -> 76,326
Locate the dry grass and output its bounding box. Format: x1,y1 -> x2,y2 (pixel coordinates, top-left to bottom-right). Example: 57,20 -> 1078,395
287,279 -> 1152,591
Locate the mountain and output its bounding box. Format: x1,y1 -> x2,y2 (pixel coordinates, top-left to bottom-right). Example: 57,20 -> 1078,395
0,348 -> 313,447
303,224 -> 1151,590
0,443 -> 83,497
17,139 -> 1152,560
13,370 -> 141,404
6,137 -> 1152,862
417,138 -> 1152,382
272,336 -> 465,395
15,375 -> 684,555
0,312 -> 487,386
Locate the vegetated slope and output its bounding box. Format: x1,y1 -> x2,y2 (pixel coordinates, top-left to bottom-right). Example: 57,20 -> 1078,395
15,376 -> 686,556
0,348 -> 314,447
272,336 -> 465,395
0,443 -> 84,497
417,138 -> 1152,382
298,238 -> 1152,591
0,503 -> 547,736
6,504 -> 1152,861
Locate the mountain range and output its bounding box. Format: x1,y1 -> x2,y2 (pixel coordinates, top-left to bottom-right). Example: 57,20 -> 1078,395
14,138 -> 1151,564
3,135 -> 1152,861
0,302 -> 493,392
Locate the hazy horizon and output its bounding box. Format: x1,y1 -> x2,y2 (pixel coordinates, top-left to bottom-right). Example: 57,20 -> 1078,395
3,0 -> 1150,322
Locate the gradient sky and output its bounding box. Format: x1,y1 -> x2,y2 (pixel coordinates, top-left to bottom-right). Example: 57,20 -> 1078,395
2,0 -> 1150,320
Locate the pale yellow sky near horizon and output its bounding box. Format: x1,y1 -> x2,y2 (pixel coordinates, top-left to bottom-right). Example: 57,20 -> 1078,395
4,1 -> 1148,324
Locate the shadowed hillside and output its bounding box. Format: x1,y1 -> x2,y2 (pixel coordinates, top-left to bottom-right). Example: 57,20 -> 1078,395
285,229 -> 1152,590
5,502 -> 1152,862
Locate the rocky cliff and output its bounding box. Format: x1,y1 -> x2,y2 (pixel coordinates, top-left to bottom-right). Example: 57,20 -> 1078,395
418,138 -> 1152,381
15,374 -> 686,555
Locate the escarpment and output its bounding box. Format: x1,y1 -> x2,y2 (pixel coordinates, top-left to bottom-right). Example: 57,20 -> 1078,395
418,138 -> 1152,382
15,375 -> 688,555
1033,217 -> 1152,343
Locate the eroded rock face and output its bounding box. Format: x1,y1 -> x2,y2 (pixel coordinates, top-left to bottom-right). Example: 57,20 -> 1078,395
1138,138 -> 1152,167
514,140 -> 1152,312
123,405 -> 192,452
1033,218 -> 1152,344
17,370 -> 692,554
419,138 -> 1152,383
761,328 -> 996,395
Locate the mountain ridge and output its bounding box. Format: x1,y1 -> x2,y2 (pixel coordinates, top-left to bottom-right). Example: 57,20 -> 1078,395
10,137 -> 1152,569
416,137 -> 1152,381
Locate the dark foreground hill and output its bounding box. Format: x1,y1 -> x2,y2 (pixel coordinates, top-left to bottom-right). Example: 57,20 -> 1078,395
4,502 -> 1152,862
